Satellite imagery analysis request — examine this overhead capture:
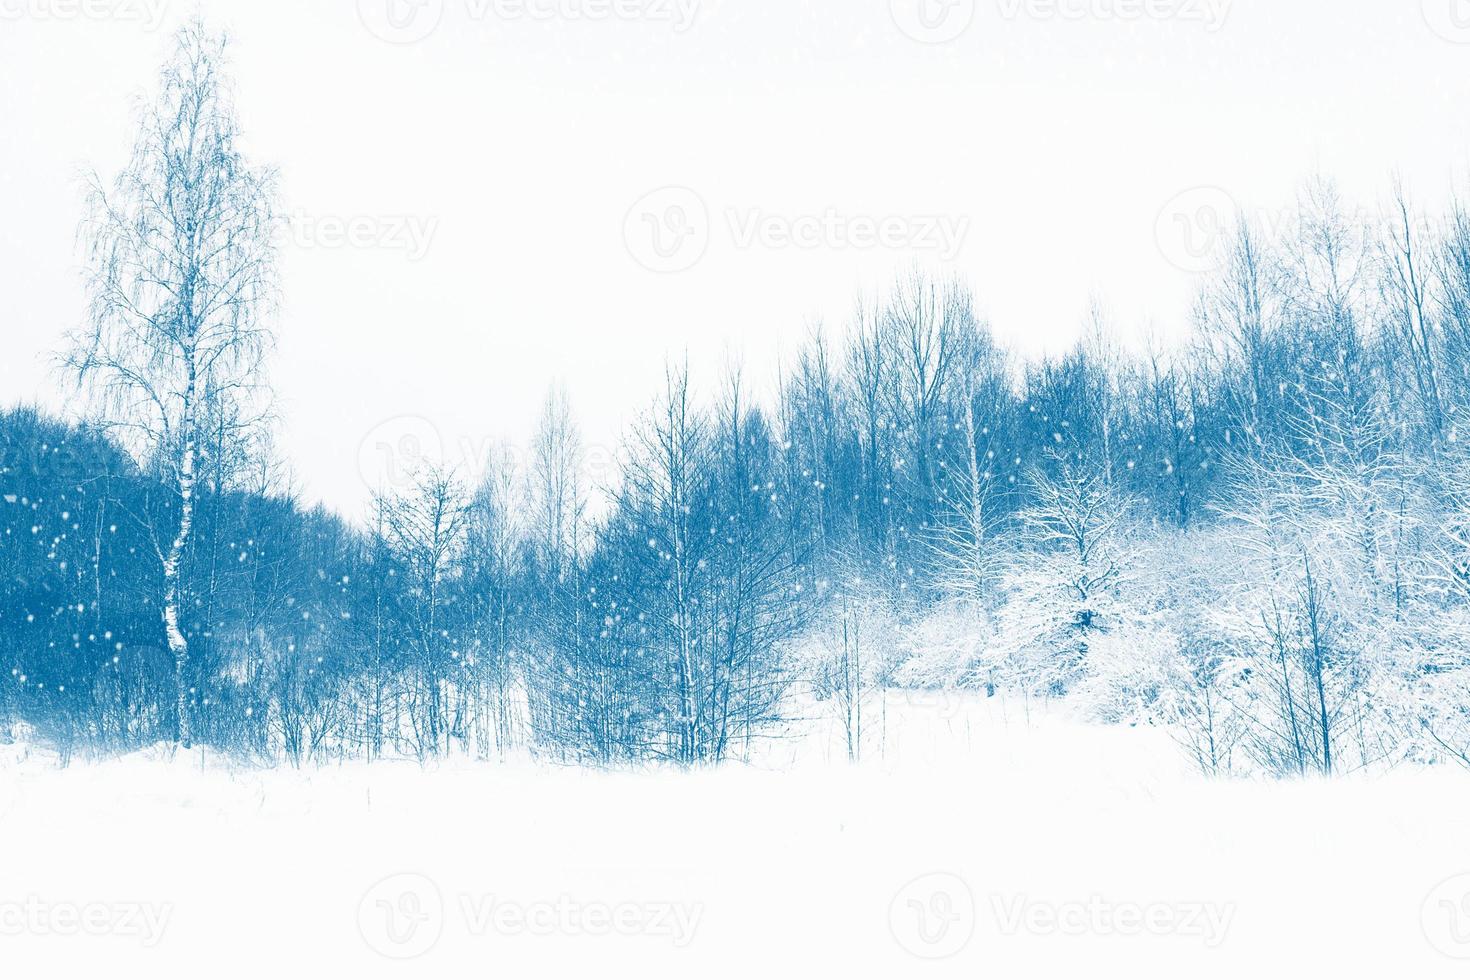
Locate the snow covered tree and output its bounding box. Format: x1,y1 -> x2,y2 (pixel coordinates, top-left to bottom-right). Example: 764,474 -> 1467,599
927,325 -> 1007,604
991,451 -> 1138,701
62,21 -> 279,746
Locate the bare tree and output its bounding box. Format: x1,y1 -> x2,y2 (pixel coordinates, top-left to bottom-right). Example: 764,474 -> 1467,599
847,293 -> 893,553
927,324 -> 1005,602
378,464 -> 472,757
621,362 -> 708,762
529,384 -> 587,580
62,21 -> 279,746
1380,180 -> 1443,443
1434,202 -> 1470,408
883,270 -> 968,526
463,447 -> 528,757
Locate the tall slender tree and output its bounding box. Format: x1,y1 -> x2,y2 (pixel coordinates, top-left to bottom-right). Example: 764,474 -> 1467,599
63,21 -> 279,746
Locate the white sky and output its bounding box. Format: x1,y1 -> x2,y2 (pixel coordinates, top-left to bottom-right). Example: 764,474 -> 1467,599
3,0 -> 1470,518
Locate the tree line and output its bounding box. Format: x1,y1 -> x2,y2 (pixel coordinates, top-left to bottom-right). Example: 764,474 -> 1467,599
3,22 -> 1470,774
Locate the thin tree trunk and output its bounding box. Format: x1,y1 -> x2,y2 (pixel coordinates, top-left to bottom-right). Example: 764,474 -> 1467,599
163,361 -> 198,747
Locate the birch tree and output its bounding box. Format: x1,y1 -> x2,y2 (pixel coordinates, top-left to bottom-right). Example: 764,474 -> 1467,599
928,325 -> 1006,602
63,21 -> 279,746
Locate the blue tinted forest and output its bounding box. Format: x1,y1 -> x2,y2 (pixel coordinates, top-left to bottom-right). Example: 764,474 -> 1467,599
4,23 -> 1470,775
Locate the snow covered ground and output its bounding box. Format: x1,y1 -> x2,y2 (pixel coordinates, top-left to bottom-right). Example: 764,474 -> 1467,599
2,692 -> 1469,978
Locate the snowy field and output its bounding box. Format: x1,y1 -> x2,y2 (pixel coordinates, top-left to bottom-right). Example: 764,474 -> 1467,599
3,692 -> 1469,979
